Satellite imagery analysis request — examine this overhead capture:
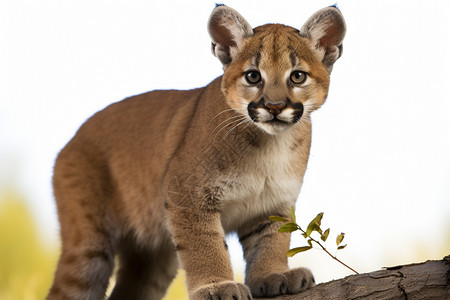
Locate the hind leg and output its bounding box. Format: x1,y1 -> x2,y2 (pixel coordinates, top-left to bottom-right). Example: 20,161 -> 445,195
47,159 -> 118,300
48,235 -> 115,300
109,235 -> 178,300
47,201 -> 117,300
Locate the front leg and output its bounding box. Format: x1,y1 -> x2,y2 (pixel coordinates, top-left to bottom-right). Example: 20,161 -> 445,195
167,204 -> 251,300
238,214 -> 315,297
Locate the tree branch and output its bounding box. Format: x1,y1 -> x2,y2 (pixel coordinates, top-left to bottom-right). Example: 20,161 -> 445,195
255,256 -> 450,300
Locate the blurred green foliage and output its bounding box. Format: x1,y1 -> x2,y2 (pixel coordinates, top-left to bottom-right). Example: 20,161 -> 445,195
163,270 -> 188,300
0,190 -> 58,300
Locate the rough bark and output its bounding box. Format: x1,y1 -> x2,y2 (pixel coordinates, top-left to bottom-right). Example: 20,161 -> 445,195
255,256 -> 450,300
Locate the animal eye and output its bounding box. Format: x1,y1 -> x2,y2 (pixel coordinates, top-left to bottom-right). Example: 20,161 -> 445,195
245,70 -> 261,84
290,71 -> 307,84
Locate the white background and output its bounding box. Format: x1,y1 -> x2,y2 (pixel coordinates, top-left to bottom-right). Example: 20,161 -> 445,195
1,0 -> 449,283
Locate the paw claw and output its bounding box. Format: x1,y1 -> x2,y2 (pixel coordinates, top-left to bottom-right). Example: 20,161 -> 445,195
247,267 -> 314,297
190,281 -> 252,300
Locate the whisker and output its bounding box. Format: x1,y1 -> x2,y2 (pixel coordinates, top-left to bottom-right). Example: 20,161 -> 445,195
298,119 -> 311,133
213,113 -> 243,132
211,114 -> 243,136
213,116 -> 248,141
208,108 -> 239,125
240,119 -> 254,132
301,115 -> 311,124
227,100 -> 249,105
222,118 -> 251,140
215,118 -> 248,142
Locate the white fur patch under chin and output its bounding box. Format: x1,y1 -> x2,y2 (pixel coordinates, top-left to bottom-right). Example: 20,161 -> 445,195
256,122 -> 291,135
220,133 -> 302,232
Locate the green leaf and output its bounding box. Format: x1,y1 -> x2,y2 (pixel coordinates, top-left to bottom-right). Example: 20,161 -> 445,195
307,239 -> 313,247
336,232 -> 345,246
315,212 -> 324,227
290,206 -> 296,223
337,244 -> 347,250
321,228 -> 330,242
278,222 -> 298,233
306,223 -> 322,236
269,216 -> 289,223
302,232 -> 308,238
287,246 -> 312,257
306,213 -> 324,237
305,222 -> 314,237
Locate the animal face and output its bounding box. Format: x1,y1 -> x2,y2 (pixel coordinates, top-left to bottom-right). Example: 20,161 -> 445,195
208,5 -> 345,135
222,24 -> 331,135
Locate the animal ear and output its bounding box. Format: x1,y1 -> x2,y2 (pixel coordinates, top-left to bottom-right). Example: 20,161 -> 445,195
208,5 -> 253,68
300,6 -> 346,72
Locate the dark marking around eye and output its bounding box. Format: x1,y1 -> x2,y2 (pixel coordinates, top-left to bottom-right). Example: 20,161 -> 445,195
289,52 -> 297,68
255,52 -> 261,69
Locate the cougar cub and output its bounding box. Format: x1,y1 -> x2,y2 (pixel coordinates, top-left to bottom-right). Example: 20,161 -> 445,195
48,5 -> 346,300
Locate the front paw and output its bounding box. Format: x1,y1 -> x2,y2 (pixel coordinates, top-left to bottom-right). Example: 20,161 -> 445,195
190,281 -> 252,300
246,267 -> 315,297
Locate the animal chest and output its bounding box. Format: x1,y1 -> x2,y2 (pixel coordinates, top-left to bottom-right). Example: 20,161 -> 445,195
219,139 -> 303,232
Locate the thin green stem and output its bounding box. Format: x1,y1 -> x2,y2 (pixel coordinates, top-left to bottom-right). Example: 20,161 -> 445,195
296,225 -> 359,274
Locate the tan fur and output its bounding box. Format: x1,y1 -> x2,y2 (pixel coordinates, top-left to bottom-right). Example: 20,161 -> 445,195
47,5 -> 345,300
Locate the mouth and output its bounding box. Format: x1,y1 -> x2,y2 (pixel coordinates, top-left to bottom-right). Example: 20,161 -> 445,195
265,117 -> 291,125
251,114 -> 294,135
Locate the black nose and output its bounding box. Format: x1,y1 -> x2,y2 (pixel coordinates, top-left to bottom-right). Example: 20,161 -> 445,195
264,102 -> 286,115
